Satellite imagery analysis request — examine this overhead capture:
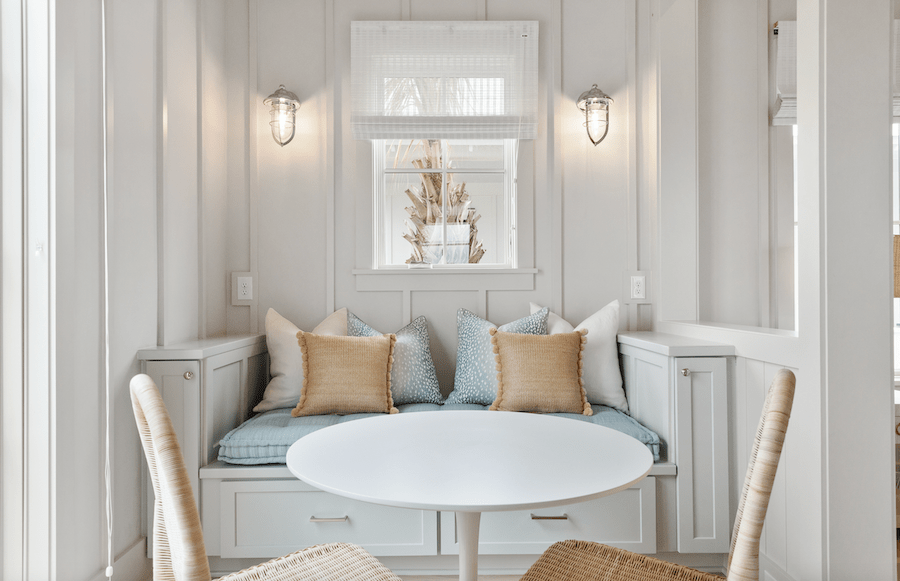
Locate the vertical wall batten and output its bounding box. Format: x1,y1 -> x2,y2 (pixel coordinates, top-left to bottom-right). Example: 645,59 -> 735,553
247,0 -> 259,334
325,0 -> 336,314
196,0 -> 207,340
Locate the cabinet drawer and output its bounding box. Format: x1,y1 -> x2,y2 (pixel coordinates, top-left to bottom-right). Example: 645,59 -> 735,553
219,480 -> 438,558
440,478 -> 656,555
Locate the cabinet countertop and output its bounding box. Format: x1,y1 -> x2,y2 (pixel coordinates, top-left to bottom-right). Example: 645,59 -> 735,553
618,331 -> 735,358
137,334 -> 266,361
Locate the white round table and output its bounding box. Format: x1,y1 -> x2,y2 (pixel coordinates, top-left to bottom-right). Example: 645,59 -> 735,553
286,410 -> 653,581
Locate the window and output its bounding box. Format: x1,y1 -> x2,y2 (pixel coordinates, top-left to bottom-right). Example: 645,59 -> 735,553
892,123 -> 900,376
374,138 -> 516,268
351,21 -> 537,271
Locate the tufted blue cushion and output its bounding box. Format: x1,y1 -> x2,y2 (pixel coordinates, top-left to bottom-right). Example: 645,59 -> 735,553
347,312 -> 443,405
445,307 -> 548,405
217,404 -> 660,465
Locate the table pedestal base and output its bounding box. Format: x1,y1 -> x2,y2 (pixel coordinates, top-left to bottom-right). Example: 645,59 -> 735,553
456,511 -> 481,581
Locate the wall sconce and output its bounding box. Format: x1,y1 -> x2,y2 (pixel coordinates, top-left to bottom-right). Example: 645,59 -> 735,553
264,85 -> 301,147
576,84 -> 613,146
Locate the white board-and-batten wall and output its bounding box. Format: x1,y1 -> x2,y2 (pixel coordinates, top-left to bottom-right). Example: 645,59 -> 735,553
21,0 -> 895,579
654,1 -> 896,580
217,0 -> 649,394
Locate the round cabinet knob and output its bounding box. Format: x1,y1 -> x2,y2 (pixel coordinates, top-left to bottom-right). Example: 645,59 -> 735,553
895,422 -> 900,436
681,368 -> 690,377
183,371 -> 194,380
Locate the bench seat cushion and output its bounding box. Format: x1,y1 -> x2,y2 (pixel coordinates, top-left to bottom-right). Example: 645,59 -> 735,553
217,404 -> 661,465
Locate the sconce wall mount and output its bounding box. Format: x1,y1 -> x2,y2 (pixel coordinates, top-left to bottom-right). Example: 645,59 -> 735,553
264,85 -> 301,147
577,84 -> 613,146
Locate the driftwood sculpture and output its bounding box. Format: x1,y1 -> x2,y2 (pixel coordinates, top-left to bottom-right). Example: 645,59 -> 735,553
400,140 -> 485,264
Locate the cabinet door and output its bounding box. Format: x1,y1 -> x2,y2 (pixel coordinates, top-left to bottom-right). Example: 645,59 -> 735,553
674,356 -> 729,553
141,360 -> 201,557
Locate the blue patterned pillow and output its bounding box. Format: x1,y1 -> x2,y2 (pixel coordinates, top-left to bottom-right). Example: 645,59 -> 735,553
347,313 -> 443,405
446,307 -> 549,405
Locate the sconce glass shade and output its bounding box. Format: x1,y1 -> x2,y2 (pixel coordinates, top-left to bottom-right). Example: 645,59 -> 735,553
264,85 -> 301,147
576,84 -> 612,146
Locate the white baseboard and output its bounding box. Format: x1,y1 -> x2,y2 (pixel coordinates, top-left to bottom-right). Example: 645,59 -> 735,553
759,552 -> 799,581
89,537 -> 151,581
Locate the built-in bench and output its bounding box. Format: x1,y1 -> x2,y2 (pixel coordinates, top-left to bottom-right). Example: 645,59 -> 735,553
137,331 -> 733,576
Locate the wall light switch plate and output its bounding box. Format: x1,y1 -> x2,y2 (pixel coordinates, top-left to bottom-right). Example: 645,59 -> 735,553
231,272 -> 255,306
623,271 -> 651,304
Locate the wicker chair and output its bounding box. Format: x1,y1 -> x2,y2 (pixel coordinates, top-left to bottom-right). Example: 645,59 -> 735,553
130,373 -> 402,581
520,368 -> 796,581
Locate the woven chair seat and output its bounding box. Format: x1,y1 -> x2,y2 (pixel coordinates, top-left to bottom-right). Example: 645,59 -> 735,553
216,542 -> 399,581
521,540 -> 724,581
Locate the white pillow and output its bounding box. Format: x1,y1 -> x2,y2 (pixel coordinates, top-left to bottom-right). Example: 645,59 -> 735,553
254,307 -> 348,412
529,300 -> 627,412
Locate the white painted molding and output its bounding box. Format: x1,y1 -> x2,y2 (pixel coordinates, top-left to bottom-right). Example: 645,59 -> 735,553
196,0 -> 206,339
625,0 -> 640,331
353,269 -> 537,292
324,0 -> 335,314
549,0 -> 563,317
157,0 -> 168,345
1,0 -> 28,576
88,538 -> 150,581
24,0 -> 56,577
758,552 -> 799,581
248,0 -> 259,334
655,0 -> 700,324
755,0 -> 770,329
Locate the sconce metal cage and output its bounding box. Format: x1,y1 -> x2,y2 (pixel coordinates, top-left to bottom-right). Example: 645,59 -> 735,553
577,84 -> 613,146
264,85 -> 301,147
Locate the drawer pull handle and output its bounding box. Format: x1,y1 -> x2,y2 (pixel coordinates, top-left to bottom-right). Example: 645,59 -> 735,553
309,516 -> 348,523
681,368 -> 690,377
530,514 -> 568,520
183,371 -> 194,380
895,423 -> 900,436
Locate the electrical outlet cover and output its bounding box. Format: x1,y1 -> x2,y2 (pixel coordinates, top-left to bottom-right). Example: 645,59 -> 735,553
623,271 -> 650,304
231,272 -> 254,306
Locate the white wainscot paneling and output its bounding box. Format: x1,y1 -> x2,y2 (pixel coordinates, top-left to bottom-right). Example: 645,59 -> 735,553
734,358 -> 797,575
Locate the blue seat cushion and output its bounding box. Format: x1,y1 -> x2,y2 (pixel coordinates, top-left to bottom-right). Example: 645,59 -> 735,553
218,404 -> 661,465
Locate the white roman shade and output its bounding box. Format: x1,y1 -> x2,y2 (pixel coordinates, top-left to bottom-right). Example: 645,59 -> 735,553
350,21 -> 539,140
773,20 -> 900,124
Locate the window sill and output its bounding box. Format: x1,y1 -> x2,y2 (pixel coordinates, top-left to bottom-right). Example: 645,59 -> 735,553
352,267 -> 538,291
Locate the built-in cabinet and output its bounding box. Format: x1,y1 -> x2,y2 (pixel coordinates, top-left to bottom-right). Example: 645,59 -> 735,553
618,332 -> 732,554
137,332 -> 733,575
136,335 -> 268,557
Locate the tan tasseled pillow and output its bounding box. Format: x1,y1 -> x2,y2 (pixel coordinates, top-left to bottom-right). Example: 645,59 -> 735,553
292,332 -> 399,417
488,328 -> 592,415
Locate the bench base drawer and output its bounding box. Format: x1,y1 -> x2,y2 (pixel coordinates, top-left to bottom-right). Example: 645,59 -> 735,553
219,480 -> 438,558
440,478 -> 656,555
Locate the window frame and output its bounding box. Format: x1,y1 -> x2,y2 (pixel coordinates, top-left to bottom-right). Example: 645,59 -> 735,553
372,138 -> 518,270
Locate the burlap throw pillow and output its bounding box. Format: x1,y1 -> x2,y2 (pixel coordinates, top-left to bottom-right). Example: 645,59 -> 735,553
291,332 -> 399,417
488,328 -> 592,415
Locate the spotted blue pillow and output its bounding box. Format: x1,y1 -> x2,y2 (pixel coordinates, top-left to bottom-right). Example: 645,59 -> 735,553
446,307 -> 549,405
347,313 -> 443,405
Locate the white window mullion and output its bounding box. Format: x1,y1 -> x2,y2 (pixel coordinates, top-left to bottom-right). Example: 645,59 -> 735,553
375,139 -> 515,268
441,155 -> 448,263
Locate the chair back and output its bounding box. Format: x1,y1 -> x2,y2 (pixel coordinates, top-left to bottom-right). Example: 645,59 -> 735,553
130,374 -> 211,581
726,369 -> 795,581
